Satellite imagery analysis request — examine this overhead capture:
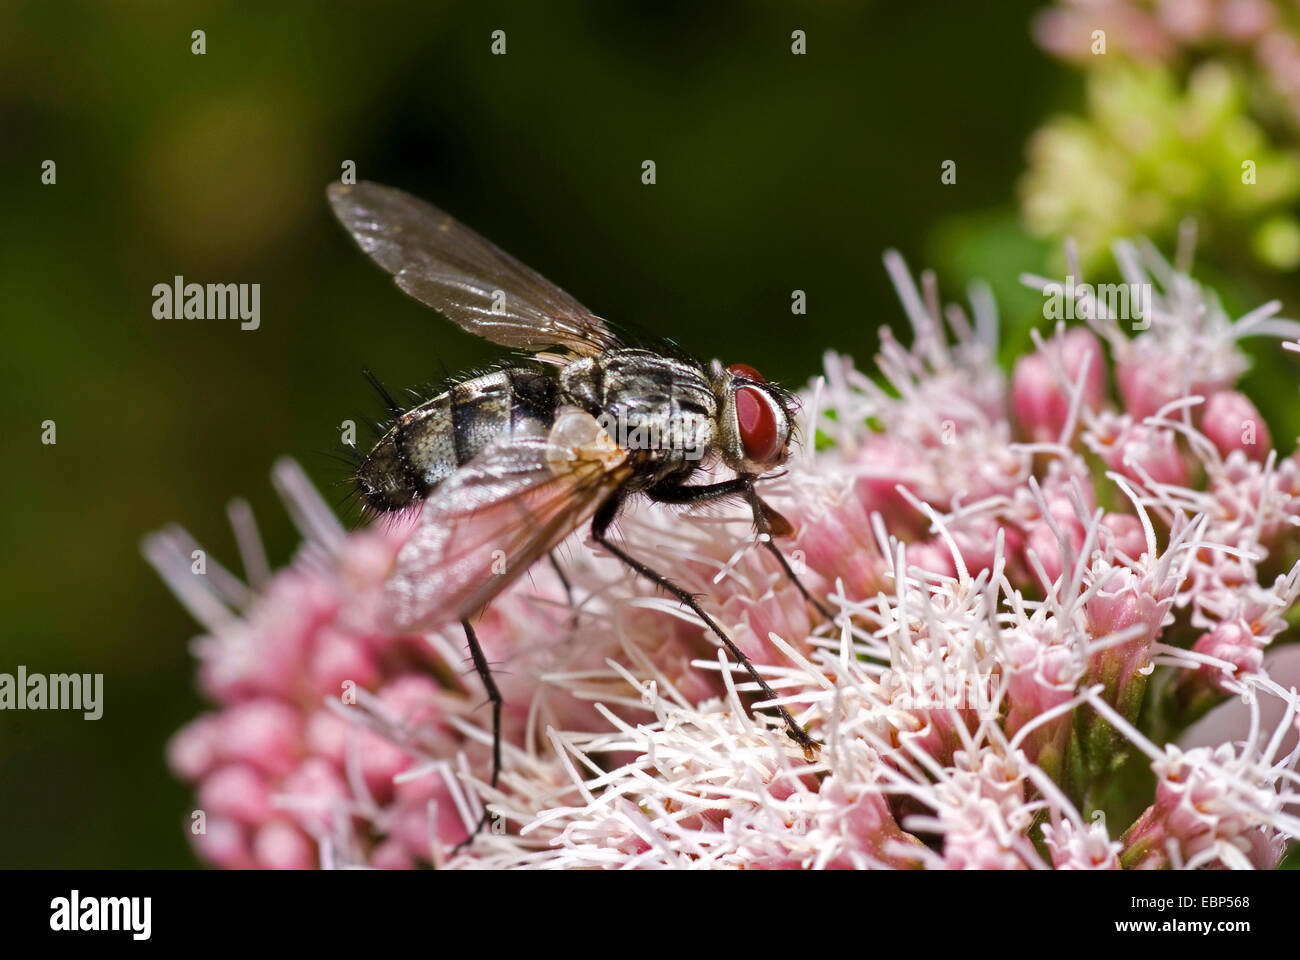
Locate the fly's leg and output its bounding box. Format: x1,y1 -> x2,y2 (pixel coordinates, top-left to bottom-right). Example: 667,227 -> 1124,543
592,495 -> 819,756
643,476 -> 753,505
645,477 -> 835,621
548,551 -> 574,606
452,618 -> 503,852
743,487 -> 837,621
548,550 -> 579,629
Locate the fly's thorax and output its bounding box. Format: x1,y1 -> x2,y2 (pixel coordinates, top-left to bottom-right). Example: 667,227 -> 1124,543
354,366 -> 558,513
558,348 -> 718,477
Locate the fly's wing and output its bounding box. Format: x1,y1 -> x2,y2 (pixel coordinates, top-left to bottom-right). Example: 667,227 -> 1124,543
383,407 -> 632,631
328,181 -> 620,357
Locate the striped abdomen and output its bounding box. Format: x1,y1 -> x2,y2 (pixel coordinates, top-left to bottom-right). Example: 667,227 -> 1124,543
355,366 -> 557,512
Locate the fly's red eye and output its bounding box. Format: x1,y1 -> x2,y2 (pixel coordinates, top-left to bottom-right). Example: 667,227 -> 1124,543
735,386 -> 781,463
727,363 -> 765,383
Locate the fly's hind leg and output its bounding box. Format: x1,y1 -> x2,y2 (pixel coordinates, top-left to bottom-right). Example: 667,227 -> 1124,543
591,495 -> 819,757
452,618 -> 503,852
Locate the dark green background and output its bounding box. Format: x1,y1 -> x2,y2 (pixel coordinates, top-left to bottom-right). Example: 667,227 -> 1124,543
0,0 -> 1067,867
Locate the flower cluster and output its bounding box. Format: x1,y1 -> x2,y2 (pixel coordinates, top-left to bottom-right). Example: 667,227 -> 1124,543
1020,62 -> 1300,271
147,463 -> 716,868
1025,1 -> 1300,270
1036,0 -> 1300,126
151,240 -> 1300,869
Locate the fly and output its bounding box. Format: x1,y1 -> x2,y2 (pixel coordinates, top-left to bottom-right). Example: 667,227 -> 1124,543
328,181 -> 832,842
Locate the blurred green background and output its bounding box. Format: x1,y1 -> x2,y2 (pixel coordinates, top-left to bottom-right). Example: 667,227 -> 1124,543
0,0 -> 1164,867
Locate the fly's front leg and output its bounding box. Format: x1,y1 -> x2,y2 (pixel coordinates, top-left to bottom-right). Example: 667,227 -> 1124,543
643,476 -> 753,507
593,495 -> 819,756
743,487 -> 836,621
646,477 -> 835,622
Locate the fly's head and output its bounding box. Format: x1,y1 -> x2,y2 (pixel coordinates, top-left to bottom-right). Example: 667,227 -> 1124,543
712,361 -> 797,476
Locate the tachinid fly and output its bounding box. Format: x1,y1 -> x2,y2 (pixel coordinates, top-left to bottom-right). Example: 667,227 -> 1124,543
329,181 -> 831,842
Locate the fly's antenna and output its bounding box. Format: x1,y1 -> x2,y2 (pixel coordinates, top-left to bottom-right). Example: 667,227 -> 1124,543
363,368 -> 404,418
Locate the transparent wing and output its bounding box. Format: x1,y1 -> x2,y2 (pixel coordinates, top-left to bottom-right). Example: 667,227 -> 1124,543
383,408 -> 632,630
329,181 -> 620,357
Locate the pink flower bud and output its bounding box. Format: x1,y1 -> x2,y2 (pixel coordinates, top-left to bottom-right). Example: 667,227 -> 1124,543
357,728 -> 411,806
1024,501 -> 1084,586
198,764 -> 273,826
1159,0 -> 1215,41
1202,391 -> 1270,462
950,516 -> 1022,579
308,628 -> 381,699
1099,514 -> 1146,561
943,827 -> 1027,870
726,578 -> 814,666
906,540 -> 957,578
1012,328 -> 1106,441
1193,620 -> 1264,689
1091,414 -> 1190,486
370,838 -> 417,870
630,610 -> 719,706
391,773 -> 470,854
1084,565 -> 1175,713
280,758 -> 351,835
1116,359 -> 1171,421
1085,567 -> 1166,641
788,482 -> 887,600
853,435 -> 926,528
218,698 -> 304,777
1004,636 -> 1079,776
351,676 -> 451,804
190,816 -> 254,869
304,709 -> 350,766
253,820 -> 317,869
167,714 -> 222,782
1220,0 -> 1274,42
1042,819 -> 1119,869
1122,744 -> 1283,869
377,675 -> 448,731
1117,353 -> 1239,423
1011,353 -> 1063,443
